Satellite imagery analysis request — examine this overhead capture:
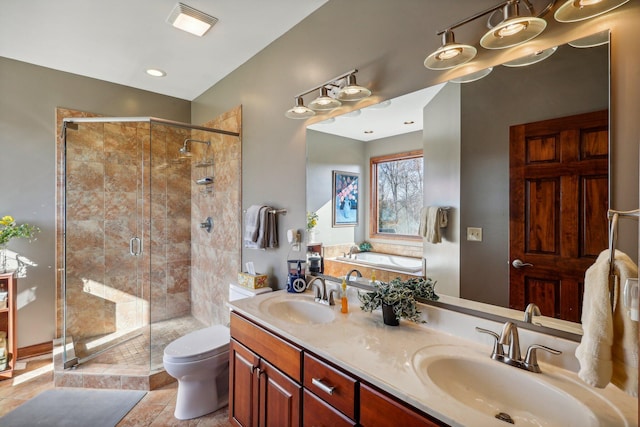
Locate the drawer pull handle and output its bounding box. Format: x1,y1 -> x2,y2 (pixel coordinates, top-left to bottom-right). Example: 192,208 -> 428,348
312,378 -> 335,395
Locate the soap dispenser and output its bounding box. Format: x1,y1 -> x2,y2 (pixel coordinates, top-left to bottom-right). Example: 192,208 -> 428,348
370,270 -> 377,286
341,278 -> 348,313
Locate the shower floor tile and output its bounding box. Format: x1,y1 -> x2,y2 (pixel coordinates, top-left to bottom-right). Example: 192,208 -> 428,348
60,315 -> 206,376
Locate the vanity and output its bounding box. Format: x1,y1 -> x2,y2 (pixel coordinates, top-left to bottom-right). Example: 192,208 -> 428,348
228,288 -> 637,427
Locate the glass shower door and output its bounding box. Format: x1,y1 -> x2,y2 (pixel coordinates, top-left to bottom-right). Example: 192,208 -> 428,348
62,119 -> 148,367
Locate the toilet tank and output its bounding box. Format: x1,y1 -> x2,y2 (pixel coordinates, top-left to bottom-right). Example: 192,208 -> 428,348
229,283 -> 272,302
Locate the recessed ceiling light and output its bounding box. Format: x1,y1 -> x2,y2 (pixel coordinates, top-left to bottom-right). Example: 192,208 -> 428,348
167,2 -> 218,37
146,68 -> 167,77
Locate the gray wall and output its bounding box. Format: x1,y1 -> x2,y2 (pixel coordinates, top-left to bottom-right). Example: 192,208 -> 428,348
423,83 -> 462,297
193,0 -> 639,292
0,57 -> 190,348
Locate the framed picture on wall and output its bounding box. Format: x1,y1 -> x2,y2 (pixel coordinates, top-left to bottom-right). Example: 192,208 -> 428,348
332,170 -> 359,227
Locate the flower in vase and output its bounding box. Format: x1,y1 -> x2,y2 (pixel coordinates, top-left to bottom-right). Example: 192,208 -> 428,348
0,215 -> 40,245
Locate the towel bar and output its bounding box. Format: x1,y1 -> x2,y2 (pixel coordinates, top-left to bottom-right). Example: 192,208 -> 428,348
243,208 -> 287,215
607,208 -> 639,312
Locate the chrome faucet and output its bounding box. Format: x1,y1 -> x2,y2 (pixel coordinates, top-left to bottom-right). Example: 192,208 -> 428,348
499,321 -> 522,365
306,276 -> 336,306
348,245 -> 359,258
346,269 -> 362,282
476,322 -> 561,373
524,303 -> 541,323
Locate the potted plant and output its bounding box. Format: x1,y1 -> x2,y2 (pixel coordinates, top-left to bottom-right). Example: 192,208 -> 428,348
358,277 -> 438,326
0,215 -> 40,273
306,211 -> 318,242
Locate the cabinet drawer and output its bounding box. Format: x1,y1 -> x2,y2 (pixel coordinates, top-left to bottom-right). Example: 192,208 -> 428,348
303,352 -> 357,420
360,383 -> 445,427
230,312 -> 302,382
303,389 -> 356,427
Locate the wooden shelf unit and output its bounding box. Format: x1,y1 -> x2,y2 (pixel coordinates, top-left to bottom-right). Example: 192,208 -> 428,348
0,271 -> 17,379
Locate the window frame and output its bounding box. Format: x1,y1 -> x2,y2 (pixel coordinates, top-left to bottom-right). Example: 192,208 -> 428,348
369,149 -> 423,242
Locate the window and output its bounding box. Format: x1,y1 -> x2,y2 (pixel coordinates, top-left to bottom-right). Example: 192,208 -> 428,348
370,150 -> 423,240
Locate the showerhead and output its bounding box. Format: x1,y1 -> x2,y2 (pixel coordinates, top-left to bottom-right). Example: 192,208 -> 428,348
179,138 -> 210,157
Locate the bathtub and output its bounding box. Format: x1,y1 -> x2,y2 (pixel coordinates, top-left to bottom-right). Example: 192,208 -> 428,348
335,252 -> 423,274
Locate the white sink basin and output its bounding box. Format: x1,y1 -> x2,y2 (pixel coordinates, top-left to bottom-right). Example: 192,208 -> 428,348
260,297 -> 336,325
412,345 -> 626,426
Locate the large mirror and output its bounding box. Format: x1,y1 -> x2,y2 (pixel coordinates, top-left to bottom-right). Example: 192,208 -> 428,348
306,33 -> 616,338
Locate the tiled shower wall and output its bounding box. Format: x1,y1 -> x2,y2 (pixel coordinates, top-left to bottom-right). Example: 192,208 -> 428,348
190,106 -> 242,326
55,109 -> 192,339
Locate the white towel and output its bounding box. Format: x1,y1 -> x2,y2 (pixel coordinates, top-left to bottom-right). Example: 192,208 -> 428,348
575,249 -> 638,397
419,206 -> 448,243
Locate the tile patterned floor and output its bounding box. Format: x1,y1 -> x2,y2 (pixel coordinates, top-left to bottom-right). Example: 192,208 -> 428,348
0,355 -> 233,426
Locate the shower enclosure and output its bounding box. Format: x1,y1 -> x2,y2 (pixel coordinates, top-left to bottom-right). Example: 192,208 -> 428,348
56,113 -> 241,383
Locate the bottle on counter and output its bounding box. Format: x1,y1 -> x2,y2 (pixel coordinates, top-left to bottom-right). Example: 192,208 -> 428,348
341,278 -> 349,314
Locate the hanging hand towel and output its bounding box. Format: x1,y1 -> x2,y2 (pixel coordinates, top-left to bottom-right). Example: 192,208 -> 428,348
244,205 -> 265,243
575,249 -> 638,397
244,206 -> 268,249
420,206 -> 448,243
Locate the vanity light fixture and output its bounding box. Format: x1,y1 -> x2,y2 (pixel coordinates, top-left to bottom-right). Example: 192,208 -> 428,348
554,0 -> 630,22
450,67 -> 494,83
284,69 -> 372,119
285,97 -> 315,119
309,87 -> 342,111
424,30 -> 477,70
336,74 -> 372,101
167,2 -> 218,37
480,1 -> 547,49
568,30 -> 610,48
502,46 -> 557,67
425,0 -> 552,72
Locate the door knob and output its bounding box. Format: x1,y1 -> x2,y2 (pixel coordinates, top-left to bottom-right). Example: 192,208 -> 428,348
512,259 -> 533,269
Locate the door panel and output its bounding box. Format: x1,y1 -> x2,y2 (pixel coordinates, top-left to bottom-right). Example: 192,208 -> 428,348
230,339 -> 260,427
509,110 -> 608,322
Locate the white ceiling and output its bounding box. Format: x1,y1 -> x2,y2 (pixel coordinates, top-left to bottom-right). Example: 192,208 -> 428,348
307,84 -> 447,142
0,0 -> 328,100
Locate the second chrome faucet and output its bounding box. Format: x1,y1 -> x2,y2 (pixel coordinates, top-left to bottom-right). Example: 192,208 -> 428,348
476,321 -> 561,373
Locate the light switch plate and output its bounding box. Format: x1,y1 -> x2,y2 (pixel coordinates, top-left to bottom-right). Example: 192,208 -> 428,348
467,227 -> 482,242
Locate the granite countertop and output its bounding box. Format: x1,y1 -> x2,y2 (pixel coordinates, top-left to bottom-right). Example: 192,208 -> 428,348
228,289 -> 638,427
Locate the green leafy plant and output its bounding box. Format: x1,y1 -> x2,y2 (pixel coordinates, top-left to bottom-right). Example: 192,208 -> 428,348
358,277 -> 438,323
0,215 -> 40,245
358,241 -> 373,252
306,211 -> 318,230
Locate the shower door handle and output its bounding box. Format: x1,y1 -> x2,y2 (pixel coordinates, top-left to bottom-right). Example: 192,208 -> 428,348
129,237 -> 142,256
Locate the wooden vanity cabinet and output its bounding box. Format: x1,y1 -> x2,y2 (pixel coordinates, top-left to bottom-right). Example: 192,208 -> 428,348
229,311 -> 448,427
303,352 -> 358,426
360,383 -> 446,427
229,313 -> 302,427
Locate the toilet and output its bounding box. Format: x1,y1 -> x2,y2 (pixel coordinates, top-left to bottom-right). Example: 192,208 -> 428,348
163,283 -> 272,420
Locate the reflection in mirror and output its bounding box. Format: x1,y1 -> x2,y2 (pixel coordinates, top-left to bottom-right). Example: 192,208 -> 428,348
306,33 -> 613,339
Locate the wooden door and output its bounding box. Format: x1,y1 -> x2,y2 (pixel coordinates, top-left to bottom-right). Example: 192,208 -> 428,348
259,359 -> 301,427
509,110 -> 609,322
230,339 -> 260,427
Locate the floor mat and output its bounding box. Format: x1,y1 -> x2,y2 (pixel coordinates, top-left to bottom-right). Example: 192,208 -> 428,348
0,388 -> 146,427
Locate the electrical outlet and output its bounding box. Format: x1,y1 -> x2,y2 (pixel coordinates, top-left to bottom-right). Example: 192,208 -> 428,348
467,227 -> 482,242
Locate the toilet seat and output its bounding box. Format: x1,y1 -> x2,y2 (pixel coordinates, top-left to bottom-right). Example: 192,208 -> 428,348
164,325 -> 230,363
